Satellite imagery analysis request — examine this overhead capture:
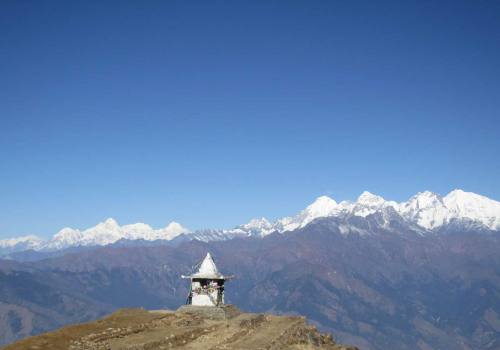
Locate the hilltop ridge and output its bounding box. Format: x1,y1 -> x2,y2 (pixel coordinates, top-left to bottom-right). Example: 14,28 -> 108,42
3,307 -> 358,350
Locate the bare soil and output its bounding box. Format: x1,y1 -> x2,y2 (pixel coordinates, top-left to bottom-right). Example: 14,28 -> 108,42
2,307 -> 358,350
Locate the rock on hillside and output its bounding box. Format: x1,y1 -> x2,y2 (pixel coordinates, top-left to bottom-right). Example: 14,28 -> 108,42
3,307 -> 358,350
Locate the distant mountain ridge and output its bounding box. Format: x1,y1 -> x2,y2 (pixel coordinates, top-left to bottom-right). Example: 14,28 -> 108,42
1,189 -> 500,255
0,220 -> 189,255
1,222 -> 499,349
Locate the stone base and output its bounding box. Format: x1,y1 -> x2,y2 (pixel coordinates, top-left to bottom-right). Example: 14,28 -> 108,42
176,304 -> 241,320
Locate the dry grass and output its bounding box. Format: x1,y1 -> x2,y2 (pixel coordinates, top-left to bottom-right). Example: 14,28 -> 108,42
2,308 -> 358,350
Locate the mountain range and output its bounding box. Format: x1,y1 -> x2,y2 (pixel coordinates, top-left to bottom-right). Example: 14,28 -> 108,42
1,189 -> 499,257
1,189 -> 499,349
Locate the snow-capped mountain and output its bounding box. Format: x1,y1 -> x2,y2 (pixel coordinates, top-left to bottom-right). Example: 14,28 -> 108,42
0,219 -> 190,254
231,189 -> 500,237
187,189 -> 500,242
43,218 -> 189,250
0,235 -> 44,255
1,189 -> 499,254
274,195 -> 342,233
398,189 -> 500,230
229,217 -> 275,236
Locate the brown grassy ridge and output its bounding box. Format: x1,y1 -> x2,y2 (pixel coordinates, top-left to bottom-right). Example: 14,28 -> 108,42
2,307 -> 359,350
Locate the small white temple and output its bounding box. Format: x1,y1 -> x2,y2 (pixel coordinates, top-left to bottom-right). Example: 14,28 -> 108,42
181,253 -> 233,307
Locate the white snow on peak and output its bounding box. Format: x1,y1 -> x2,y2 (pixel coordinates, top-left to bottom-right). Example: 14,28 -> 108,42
352,191 -> 398,217
241,217 -> 272,230
394,189 -> 500,230
398,191 -> 448,229
160,222 -> 190,240
235,189 -> 500,235
2,189 -> 500,254
47,227 -> 84,250
275,195 -> 341,232
357,191 -> 385,205
239,217 -> 274,236
41,218 -> 190,251
304,196 -> 339,217
443,189 -> 500,229
234,196 -> 342,236
0,235 -> 43,249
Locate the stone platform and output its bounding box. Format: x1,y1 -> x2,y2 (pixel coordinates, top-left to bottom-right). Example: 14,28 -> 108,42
176,304 -> 241,320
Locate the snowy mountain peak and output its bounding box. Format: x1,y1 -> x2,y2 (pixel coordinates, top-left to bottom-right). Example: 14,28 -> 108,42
444,189 -> 488,206
229,217 -> 274,237
398,191 -> 446,229
165,221 -> 184,230
352,191 -> 399,217
103,218 -> 119,226
414,190 -> 441,201
443,189 -> 500,229
407,191 -> 442,209
0,234 -> 44,256
242,217 -> 272,229
51,227 -> 82,245
0,235 -> 43,249
236,189 -> 500,236
39,219 -> 190,251
397,189 -> 500,230
357,191 -> 385,205
305,196 -> 338,216
2,189 -> 500,256
160,221 -> 189,240
447,188 -> 465,196
258,196 -> 339,234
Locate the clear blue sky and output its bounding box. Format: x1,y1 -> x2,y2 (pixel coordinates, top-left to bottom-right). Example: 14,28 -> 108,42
1,0 -> 499,238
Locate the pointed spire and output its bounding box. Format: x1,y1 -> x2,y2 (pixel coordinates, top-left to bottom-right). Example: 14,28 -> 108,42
191,252 -> 224,279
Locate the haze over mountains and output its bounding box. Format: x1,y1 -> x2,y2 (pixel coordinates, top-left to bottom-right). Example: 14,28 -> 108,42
1,189 -> 499,256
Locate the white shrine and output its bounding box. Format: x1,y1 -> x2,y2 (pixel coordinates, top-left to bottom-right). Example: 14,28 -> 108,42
181,253 -> 233,307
